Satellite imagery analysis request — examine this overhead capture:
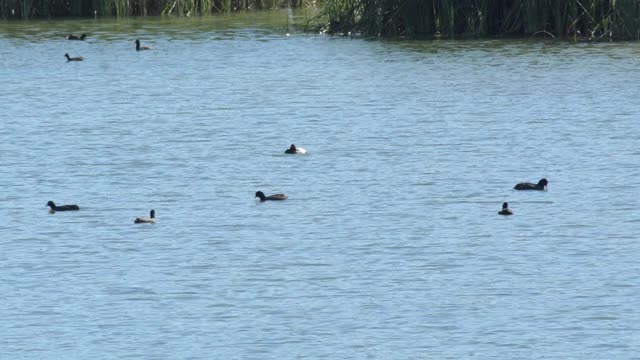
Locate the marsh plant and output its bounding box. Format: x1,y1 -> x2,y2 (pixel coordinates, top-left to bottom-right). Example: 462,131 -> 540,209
308,0 -> 640,41
1,0 -> 306,18
3,0 -> 640,41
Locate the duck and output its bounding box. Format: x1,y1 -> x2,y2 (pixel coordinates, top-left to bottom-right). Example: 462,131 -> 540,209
64,53 -> 84,61
135,39 -> 152,51
46,201 -> 80,212
284,144 -> 306,154
498,202 -> 513,215
255,191 -> 288,202
65,34 -> 86,40
514,178 -> 548,191
134,209 -> 156,224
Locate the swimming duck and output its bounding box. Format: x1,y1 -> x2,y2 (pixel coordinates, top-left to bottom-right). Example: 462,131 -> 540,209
65,53 -> 84,61
47,201 -> 80,212
66,34 -> 86,40
135,39 -> 151,51
134,209 -> 156,224
255,191 -> 288,201
514,178 -> 547,191
284,144 -> 306,154
498,202 -> 513,215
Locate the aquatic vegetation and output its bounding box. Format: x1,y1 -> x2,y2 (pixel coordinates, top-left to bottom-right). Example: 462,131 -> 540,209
307,0 -> 640,41
0,0 -> 309,19
3,0 -> 639,41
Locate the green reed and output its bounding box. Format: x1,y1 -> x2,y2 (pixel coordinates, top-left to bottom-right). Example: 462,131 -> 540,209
309,0 -> 640,40
1,0 -> 310,18
4,0 -> 640,41
20,0 -> 31,18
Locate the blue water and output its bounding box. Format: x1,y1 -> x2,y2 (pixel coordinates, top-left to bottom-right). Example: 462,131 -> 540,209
1,14 -> 640,359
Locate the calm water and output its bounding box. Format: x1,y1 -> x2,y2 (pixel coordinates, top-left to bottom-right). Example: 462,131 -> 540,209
1,12 -> 640,359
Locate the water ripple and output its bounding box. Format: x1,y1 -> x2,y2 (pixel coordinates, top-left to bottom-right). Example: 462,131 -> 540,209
2,15 -> 640,360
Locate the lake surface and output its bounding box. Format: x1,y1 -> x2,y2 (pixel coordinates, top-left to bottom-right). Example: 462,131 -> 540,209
1,12 -> 639,359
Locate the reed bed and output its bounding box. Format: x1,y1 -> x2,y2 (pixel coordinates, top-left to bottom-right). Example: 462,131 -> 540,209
0,0 -> 305,18
4,0 -> 640,41
308,0 -> 640,41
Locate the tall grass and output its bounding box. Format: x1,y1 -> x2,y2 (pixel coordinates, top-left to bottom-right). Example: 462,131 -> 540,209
4,0 -> 639,41
0,0 -> 307,18
308,0 -> 640,40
